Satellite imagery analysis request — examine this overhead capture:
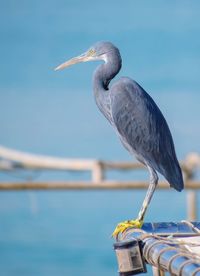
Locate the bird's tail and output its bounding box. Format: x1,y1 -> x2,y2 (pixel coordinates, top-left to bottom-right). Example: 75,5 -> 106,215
165,160 -> 184,192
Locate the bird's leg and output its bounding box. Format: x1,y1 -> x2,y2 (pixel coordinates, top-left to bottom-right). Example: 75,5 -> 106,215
112,167 -> 158,239
137,167 -> 158,222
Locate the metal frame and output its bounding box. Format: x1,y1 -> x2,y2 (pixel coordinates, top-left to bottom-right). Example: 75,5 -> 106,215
114,222 -> 200,276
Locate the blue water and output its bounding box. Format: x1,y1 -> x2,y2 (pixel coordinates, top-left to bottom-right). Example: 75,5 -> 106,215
0,0 -> 200,275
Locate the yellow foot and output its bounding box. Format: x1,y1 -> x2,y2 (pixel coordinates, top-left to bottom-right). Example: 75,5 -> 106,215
112,219 -> 143,238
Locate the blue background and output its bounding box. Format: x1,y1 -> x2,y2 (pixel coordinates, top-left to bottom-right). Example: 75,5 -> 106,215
0,1 -> 200,275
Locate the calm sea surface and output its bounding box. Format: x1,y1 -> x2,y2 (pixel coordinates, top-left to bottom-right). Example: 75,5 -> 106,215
0,1 -> 200,275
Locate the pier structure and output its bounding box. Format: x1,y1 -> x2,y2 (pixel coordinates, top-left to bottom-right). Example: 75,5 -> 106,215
0,146 -> 200,274
0,146 -> 200,221
114,221 -> 200,275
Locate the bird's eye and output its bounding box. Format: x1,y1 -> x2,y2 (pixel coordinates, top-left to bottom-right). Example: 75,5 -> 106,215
88,49 -> 96,56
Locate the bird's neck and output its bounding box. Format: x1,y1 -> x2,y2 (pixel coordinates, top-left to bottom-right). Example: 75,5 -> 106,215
92,53 -> 122,120
93,53 -> 122,92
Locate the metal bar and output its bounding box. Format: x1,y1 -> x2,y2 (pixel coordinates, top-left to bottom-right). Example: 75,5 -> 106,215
142,236 -> 200,275
115,223 -> 200,276
0,146 -> 197,176
102,161 -> 144,170
0,159 -> 193,174
0,181 -> 200,190
0,146 -> 96,171
152,266 -> 165,276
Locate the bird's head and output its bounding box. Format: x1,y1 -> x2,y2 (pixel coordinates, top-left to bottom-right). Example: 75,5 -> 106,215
54,41 -> 120,71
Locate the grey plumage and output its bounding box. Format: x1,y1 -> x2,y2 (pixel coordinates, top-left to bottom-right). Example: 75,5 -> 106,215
55,41 -> 184,230
111,78 -> 183,191
92,41 -> 183,192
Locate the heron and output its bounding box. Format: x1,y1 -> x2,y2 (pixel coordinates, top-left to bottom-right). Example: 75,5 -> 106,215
55,41 -> 184,238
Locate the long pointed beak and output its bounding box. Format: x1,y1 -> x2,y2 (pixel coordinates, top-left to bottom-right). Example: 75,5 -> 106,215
54,52 -> 91,71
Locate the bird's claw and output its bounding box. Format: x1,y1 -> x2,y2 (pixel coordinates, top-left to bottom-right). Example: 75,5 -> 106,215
112,219 -> 143,238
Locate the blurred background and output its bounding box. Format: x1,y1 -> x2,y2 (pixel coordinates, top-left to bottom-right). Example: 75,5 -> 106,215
0,0 -> 200,275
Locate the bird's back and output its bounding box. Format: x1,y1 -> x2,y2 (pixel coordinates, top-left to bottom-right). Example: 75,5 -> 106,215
110,77 -> 184,191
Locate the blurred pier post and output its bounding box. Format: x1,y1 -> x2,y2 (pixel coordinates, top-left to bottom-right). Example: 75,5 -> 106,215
183,152 -> 200,221
92,161 -> 104,182
187,190 -> 197,221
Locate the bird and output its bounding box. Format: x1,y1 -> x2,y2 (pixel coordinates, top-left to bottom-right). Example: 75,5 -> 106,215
55,41 -> 184,239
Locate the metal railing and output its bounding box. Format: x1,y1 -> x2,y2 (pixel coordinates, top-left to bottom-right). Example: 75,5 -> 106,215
0,146 -> 200,221
114,221 -> 200,276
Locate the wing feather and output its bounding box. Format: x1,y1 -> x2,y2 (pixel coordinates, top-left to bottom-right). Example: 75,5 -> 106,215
110,77 -> 183,191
